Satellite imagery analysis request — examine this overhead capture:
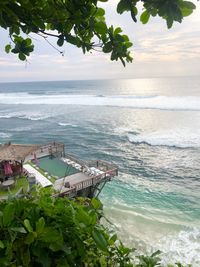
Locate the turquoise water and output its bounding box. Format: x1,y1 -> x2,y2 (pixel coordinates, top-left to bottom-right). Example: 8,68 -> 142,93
38,156 -> 78,177
0,78 -> 200,266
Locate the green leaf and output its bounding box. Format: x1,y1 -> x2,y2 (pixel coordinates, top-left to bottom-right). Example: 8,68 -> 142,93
76,208 -> 91,225
95,21 -> 107,35
125,41 -> 132,49
57,36 -> 64,47
92,228 -> 108,252
40,227 -> 62,243
120,56 -> 125,67
109,234 -> 117,244
25,38 -> 32,46
18,53 -> 26,61
35,19 -> 45,30
117,0 -> 130,14
10,227 -> 27,233
49,241 -> 63,251
0,240 -> 4,249
36,217 -> 45,235
91,198 -> 102,210
133,6 -> 138,16
96,8 -> 105,17
25,232 -> 36,244
180,1 -> 196,17
22,248 -> 31,266
181,1 -> 196,10
24,219 -> 33,232
3,203 -> 15,226
114,27 -> 122,36
181,7 -> 193,16
65,35 -> 80,46
103,42 -> 112,53
151,250 -> 162,257
167,17 -> 173,28
140,10 -> 150,24
5,44 -> 11,53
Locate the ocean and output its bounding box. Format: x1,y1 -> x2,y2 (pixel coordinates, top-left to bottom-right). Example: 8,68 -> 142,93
0,77 -> 199,266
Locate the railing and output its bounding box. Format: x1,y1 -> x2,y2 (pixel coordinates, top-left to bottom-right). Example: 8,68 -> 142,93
63,153 -> 86,167
54,167 -> 118,198
39,142 -> 64,154
73,168 -> 118,192
87,159 -> 118,172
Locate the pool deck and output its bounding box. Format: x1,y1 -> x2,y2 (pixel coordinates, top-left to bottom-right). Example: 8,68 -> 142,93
0,141 -> 118,198
25,144 -> 118,197
23,164 -> 52,188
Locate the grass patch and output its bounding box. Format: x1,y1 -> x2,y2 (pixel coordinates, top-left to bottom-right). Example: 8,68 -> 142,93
0,176 -> 29,197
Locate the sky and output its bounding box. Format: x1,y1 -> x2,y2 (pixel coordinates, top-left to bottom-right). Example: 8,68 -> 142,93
0,1 -> 200,82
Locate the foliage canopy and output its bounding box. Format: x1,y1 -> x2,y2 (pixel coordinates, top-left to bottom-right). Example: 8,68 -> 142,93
0,189 -> 192,266
0,0 -> 196,65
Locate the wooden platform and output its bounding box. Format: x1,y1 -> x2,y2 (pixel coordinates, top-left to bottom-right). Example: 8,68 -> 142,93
53,167 -> 117,197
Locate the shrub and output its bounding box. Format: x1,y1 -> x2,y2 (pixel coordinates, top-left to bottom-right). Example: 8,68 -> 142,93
0,189 -> 191,267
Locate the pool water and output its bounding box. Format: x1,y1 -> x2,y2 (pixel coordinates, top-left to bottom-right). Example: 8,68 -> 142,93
38,156 -> 79,178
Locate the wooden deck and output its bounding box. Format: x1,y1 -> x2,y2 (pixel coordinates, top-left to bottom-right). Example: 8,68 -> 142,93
24,142 -> 118,198
0,141 -> 118,199
25,142 -> 65,162
53,165 -> 117,197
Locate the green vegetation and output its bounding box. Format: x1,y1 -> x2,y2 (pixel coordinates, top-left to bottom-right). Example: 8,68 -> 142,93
0,189 -> 192,266
0,0 -> 196,65
0,177 -> 28,198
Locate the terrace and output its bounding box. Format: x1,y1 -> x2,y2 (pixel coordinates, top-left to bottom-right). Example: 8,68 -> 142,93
0,142 -> 118,199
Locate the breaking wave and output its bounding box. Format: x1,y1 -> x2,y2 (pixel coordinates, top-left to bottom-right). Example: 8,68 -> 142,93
58,122 -> 78,127
157,227 -> 200,267
0,112 -> 49,121
1,93 -> 200,111
128,130 -> 200,148
0,132 -> 12,139
103,203 -> 200,267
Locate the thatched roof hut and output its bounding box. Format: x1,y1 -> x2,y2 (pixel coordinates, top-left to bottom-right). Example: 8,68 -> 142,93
0,143 -> 41,162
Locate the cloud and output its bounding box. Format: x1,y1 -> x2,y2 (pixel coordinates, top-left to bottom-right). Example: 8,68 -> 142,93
0,56 -> 22,67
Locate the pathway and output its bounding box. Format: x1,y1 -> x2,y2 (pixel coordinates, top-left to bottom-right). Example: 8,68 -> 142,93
23,164 -> 52,187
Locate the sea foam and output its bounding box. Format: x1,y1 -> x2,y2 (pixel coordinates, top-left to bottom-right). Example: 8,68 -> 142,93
157,227 -> 200,267
104,203 -> 200,267
58,122 -> 78,127
0,132 -> 12,138
0,111 -> 49,121
128,130 -> 200,148
0,93 -> 200,111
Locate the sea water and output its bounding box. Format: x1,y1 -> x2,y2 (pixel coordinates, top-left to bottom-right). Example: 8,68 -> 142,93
0,77 -> 199,266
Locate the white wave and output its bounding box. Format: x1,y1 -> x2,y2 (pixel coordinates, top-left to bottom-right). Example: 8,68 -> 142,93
103,204 -> 200,267
12,126 -> 33,132
0,114 -> 13,119
0,111 -> 49,121
128,130 -> 200,148
58,122 -> 78,127
1,93 -> 200,111
157,228 -> 200,267
23,115 -> 48,121
0,132 -> 12,138
114,127 -> 132,135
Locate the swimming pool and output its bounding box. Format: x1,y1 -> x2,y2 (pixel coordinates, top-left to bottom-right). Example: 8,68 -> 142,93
38,156 -> 79,178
